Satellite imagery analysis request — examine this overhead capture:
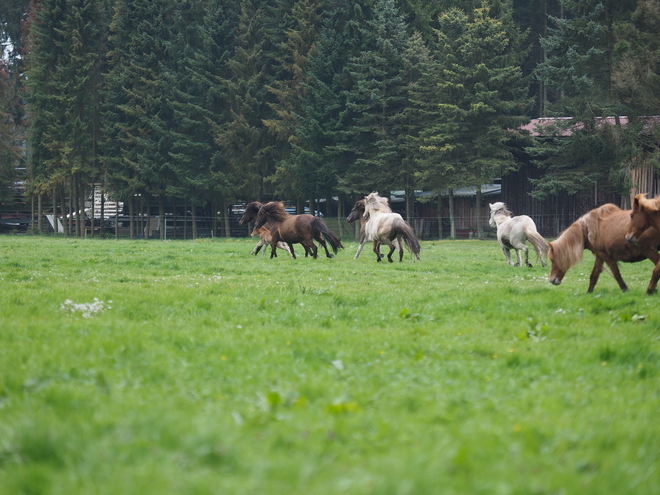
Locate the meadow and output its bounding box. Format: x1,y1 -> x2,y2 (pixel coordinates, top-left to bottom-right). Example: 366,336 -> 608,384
0,236 -> 659,495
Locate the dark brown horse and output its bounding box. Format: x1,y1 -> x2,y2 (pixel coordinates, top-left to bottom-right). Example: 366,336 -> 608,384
625,193 -> 660,294
548,203 -> 660,294
254,202 -> 343,259
239,202 -> 296,257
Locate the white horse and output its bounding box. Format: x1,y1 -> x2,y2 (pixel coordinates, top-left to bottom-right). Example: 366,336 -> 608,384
346,196 -> 399,260
488,202 -> 549,267
363,192 -> 421,262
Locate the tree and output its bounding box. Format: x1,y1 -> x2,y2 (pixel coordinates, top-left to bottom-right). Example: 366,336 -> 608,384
340,0 -> 417,198
25,0 -> 108,235
420,1 -> 532,236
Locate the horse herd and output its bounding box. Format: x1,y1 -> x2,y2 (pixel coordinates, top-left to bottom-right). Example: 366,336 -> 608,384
239,192 -> 660,295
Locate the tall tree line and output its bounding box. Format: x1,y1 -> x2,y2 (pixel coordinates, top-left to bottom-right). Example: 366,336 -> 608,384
2,0 -> 659,236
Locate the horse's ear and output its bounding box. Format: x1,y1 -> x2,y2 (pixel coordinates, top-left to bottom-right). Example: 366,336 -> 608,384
488,203 -> 493,208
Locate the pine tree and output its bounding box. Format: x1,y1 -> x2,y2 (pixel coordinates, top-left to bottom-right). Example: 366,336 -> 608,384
340,0 -> 416,196
103,0 -> 178,237
421,0 -> 532,236
212,0 -> 277,202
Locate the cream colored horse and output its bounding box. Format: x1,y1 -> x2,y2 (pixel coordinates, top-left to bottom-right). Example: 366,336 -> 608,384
363,192 -> 421,262
488,202 -> 549,267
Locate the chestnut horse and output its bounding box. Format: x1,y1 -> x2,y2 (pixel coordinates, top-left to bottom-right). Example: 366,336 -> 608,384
239,202 -> 295,257
362,192 -> 421,263
548,203 -> 660,294
346,197 -> 398,260
254,202 -> 343,259
625,193 -> 660,294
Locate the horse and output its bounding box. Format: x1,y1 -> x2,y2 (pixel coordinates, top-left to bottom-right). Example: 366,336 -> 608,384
250,226 -> 293,257
346,197 -> 399,260
488,202 -> 549,267
548,203 -> 660,294
362,192 -> 421,263
254,201 -> 343,259
625,193 -> 660,294
239,202 -> 297,257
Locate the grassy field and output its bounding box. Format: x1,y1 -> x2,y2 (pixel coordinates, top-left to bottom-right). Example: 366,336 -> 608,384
1,236 -> 659,494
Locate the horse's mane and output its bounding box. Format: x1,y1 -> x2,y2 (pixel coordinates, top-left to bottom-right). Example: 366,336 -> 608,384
550,203 -> 624,270
636,193 -> 660,213
490,202 -> 513,217
259,201 -> 290,222
550,214 -> 588,270
364,192 -> 392,217
245,202 -> 263,216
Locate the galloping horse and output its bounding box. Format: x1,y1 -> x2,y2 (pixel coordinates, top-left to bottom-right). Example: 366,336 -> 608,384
254,202 -> 343,259
625,193 -> 660,294
346,197 -> 398,260
362,192 -> 421,262
548,203 -> 660,293
488,202 -> 549,267
239,202 -> 295,257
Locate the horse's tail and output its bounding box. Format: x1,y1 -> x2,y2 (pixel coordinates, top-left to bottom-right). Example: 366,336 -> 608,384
312,218 -> 344,254
522,220 -> 550,262
549,218 -> 586,271
527,230 -> 550,263
393,219 -> 421,260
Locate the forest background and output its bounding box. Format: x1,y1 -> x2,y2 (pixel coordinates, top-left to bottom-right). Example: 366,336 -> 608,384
1,0 -> 659,238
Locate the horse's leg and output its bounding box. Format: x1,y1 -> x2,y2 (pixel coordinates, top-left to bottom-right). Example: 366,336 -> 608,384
397,236 -> 404,262
520,245 -> 532,268
278,241 -> 293,258
270,232 -> 283,259
315,232 -> 333,258
251,240 -> 264,255
383,239 -> 396,263
305,240 -> 318,259
646,261 -> 660,295
502,246 -> 515,266
373,241 -> 382,262
354,241 -> 365,260
604,258 -> 628,292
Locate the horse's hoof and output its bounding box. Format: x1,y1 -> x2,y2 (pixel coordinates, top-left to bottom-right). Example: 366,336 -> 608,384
526,263 -> 533,268
327,254 -> 334,258
646,288 -> 658,295
388,258 -> 394,263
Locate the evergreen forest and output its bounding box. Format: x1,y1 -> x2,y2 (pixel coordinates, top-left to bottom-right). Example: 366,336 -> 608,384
1,0 -> 660,237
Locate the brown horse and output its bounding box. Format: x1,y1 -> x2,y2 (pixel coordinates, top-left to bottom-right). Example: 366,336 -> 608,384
548,203 -> 660,294
346,198 -> 397,260
250,226 -> 293,257
239,202 -> 296,257
254,202 -> 343,259
625,193 -> 660,294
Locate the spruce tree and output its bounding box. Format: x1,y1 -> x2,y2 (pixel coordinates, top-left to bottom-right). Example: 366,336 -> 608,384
421,1 -> 532,236
340,0 -> 416,196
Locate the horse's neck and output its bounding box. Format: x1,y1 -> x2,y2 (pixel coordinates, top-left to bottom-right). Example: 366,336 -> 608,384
493,213 -> 512,226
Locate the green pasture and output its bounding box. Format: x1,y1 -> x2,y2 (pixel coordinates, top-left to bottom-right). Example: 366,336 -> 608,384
1,236 -> 659,494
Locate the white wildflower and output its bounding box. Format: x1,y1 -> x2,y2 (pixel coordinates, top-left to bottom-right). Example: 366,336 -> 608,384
61,298 -> 112,318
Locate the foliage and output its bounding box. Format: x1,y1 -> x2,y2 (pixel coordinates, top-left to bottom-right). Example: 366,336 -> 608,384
1,236 -> 660,493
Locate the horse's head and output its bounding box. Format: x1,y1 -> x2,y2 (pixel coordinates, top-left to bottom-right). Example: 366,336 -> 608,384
626,194 -> 651,246
239,202 -> 262,226
488,202 -> 511,227
547,243 -> 564,285
346,200 -> 365,223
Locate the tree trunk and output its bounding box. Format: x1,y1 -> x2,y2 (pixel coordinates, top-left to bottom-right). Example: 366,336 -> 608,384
449,188 -> 456,240
52,186 -> 59,235
223,198 -> 231,238
192,204 -> 198,239
129,195 -> 135,239
437,194 -> 443,240
159,195 -> 165,240
37,193 -> 43,234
